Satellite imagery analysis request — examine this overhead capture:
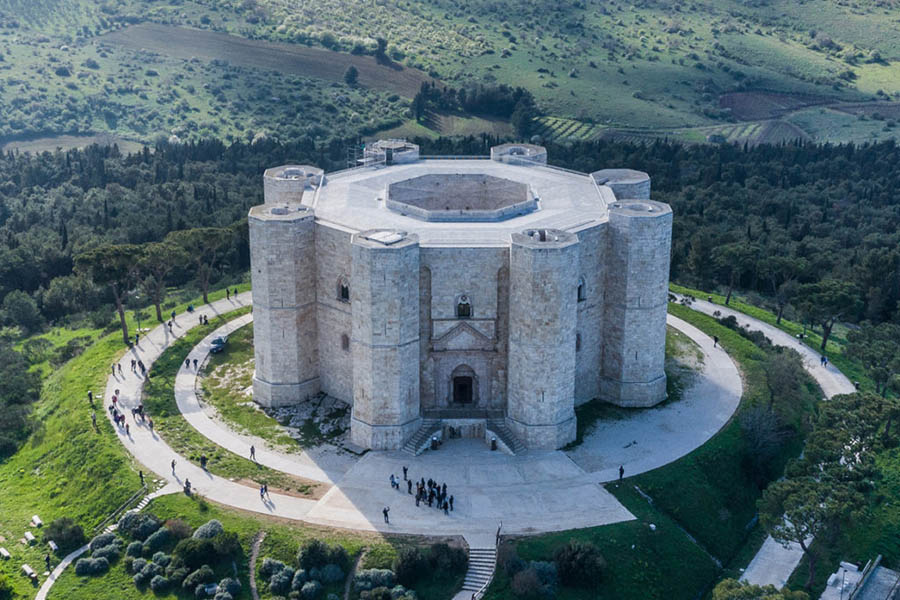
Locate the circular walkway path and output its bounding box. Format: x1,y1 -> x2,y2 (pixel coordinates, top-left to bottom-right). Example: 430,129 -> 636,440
104,292 -> 742,538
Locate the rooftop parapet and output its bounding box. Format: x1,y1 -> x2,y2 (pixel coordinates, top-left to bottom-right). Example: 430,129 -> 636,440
592,168 -> 651,200
363,139 -> 420,166
263,165 -> 324,204
491,143 -> 548,166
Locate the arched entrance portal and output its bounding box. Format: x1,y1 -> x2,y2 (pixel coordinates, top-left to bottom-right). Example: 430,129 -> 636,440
450,364 -> 478,405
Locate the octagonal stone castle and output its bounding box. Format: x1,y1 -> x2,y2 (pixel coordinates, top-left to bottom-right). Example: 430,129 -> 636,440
249,141 -> 672,452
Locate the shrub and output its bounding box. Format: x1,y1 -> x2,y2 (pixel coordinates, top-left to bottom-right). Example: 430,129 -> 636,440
123,556 -> 134,574
428,543 -> 466,575
74,557 -> 109,576
218,577 -> 242,596
511,568 -> 543,599
389,586 -> 417,600
393,547 -> 427,586
354,568 -> 395,591
326,594 -> 340,600
269,566 -> 295,595
194,582 -> 208,599
360,588 -> 392,600
327,544 -> 349,570
498,544 -> 526,577
43,517 -> 86,553
182,565 -> 215,590
297,539 -> 330,570
152,552 -> 171,567
529,561 -> 557,591
166,518 -> 193,540
300,579 -> 323,599
92,543 -> 121,562
131,558 -> 148,574
118,512 -> 162,541
192,519 -> 224,539
126,541 -> 144,557
134,561 -> 163,586
212,531 -> 240,557
145,527 -> 172,553
174,538 -> 215,570
320,563 -> 345,584
291,568 -> 309,591
213,593 -> 233,600
150,575 -> 170,592
88,533 -> 118,552
168,566 -> 189,586
260,557 -> 287,579
553,540 -> 605,589
0,573 -> 11,600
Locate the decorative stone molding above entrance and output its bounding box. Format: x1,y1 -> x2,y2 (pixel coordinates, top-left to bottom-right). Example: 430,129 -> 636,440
432,321 -> 494,352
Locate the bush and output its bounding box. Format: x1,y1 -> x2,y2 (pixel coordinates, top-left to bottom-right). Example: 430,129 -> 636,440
389,586 -> 417,600
0,573 -> 11,600
126,541 -> 144,557
300,579 -> 323,599
144,526 -> 172,553
152,552 -> 171,567
88,533 -> 118,552
174,538 -> 216,570
260,557 -> 287,579
118,512 -> 162,541
92,543 -> 121,562
192,519 -> 224,539
354,569 -> 395,591
553,540 -> 605,589
212,531 -> 240,557
150,575 -> 170,592
194,583 -> 208,599
269,566 -> 295,595
74,557 -> 109,576
393,547 -> 427,586
43,517 -> 86,553
218,577 -> 242,596
360,588 -> 392,600
292,568 -> 309,591
327,544 -> 350,570
182,565 -> 215,590
428,543 -> 466,575
123,556 -> 134,574
529,561 -> 557,591
168,566 -> 189,586
166,518 -> 192,540
213,593 -> 232,600
297,539 -> 330,570
511,568 -> 543,599
498,544 -> 526,577
131,558 -> 148,574
134,561 -> 163,586
320,563 -> 345,584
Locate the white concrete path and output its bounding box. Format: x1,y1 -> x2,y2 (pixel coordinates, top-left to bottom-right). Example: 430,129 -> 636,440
675,296 -> 855,589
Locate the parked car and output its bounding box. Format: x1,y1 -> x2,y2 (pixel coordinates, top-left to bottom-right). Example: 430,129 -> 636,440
210,336 -> 228,353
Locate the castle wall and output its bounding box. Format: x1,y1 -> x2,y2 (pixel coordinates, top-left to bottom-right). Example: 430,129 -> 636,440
315,224 -> 354,403
506,230 -> 579,449
574,223 -> 606,405
601,201 -> 672,407
249,205 -> 319,407
350,232 -> 422,449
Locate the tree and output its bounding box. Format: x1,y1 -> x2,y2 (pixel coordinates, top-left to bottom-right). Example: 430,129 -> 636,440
139,242 -> 189,322
797,279 -> 861,351
165,228 -> 231,304
1,289 -> 43,333
510,97 -> 537,139
739,405 -> 790,486
758,477 -> 862,589
846,322 -> 900,396
759,254 -> 806,324
712,242 -> 758,305
0,342 -> 41,456
343,65 -> 359,86
712,578 -> 809,599
375,37 -> 388,62
74,244 -> 143,344
762,348 -> 805,411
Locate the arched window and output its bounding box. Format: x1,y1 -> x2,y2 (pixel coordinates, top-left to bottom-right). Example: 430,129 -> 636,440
456,295 -> 472,319
577,277 -> 586,302
337,276 -> 350,303
341,334 -> 350,351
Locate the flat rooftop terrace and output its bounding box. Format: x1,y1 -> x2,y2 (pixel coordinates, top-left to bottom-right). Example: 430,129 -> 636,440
308,158 -> 614,247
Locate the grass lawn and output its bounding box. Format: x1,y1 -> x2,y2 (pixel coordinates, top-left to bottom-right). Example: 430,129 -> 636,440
141,308 -> 323,497
0,284 -> 250,600
485,301 -> 820,600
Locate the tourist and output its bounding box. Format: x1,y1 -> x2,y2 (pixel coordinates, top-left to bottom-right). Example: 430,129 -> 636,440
139,470 -> 144,485
200,455 -> 207,470
148,418 -> 154,432
111,364 -> 115,376
264,484 -> 269,498
234,288 -> 238,297
226,289 -> 230,300
118,363 -> 123,375
184,479 -> 191,495
402,466 -> 408,480
135,333 -> 140,345
87,390 -> 93,404
415,493 -> 420,507
442,482 -> 447,496
185,359 -> 190,369
443,501 -> 449,515
250,445 -> 256,461
382,506 -> 390,524
449,495 -> 454,511
260,486 -> 265,499
193,358 -> 198,369
131,359 -> 136,371
91,412 -> 96,427
171,310 -> 176,321
713,335 -> 718,348
171,459 -> 176,474
407,479 -> 412,495
619,465 -> 625,482
45,553 -> 51,571
125,423 -> 130,435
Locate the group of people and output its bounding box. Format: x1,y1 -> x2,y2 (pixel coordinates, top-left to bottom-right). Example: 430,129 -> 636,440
104,386 -> 153,437
386,466 -> 456,520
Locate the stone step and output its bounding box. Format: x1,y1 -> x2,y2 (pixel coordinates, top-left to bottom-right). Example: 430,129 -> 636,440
401,420 -> 441,455
486,420 -> 526,455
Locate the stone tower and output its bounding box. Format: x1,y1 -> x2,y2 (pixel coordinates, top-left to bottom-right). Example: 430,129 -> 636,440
600,199 -> 672,407
506,228 -> 579,449
249,203 -> 320,407
262,165 -> 324,205
350,230 -> 422,449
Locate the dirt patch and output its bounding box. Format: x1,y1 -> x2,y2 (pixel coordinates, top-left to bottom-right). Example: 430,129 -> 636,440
832,101 -> 900,119
719,91 -> 834,121
99,23 -> 434,97
235,476 -> 329,501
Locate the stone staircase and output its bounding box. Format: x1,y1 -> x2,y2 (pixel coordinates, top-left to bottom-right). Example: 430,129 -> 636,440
402,419 -> 441,455
460,547 -> 497,596
486,419 -> 526,455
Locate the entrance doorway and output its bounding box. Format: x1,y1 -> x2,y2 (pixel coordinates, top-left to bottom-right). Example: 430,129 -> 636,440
453,376 -> 474,404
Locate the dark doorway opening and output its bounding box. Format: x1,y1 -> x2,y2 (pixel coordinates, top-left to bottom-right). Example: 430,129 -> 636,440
453,376 -> 473,404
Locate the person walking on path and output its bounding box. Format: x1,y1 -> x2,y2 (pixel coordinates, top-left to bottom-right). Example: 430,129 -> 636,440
226,289 -> 230,300
185,359 -> 190,369
407,479 -> 412,495
713,335 -> 719,348
87,389 -> 93,404
390,474 -> 396,489
402,466 -> 408,480
135,333 -> 140,345
44,553 -> 51,571
171,459 -> 176,475
250,445 -> 256,461
91,411 -> 97,428
263,484 -> 268,498
148,418 -> 154,432
193,358 -> 198,369
260,486 -> 265,500
443,501 -> 449,515
111,364 -> 116,376
382,506 -> 390,524
449,495 -> 454,511
139,470 -> 144,486
619,465 -> 625,482
118,363 -> 123,376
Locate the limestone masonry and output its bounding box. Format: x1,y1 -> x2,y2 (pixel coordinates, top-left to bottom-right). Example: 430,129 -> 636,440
249,141 -> 673,451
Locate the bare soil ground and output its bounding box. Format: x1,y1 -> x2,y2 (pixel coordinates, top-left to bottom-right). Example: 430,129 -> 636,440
99,23 -> 434,97
719,91 -> 835,121
832,101 -> 900,118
